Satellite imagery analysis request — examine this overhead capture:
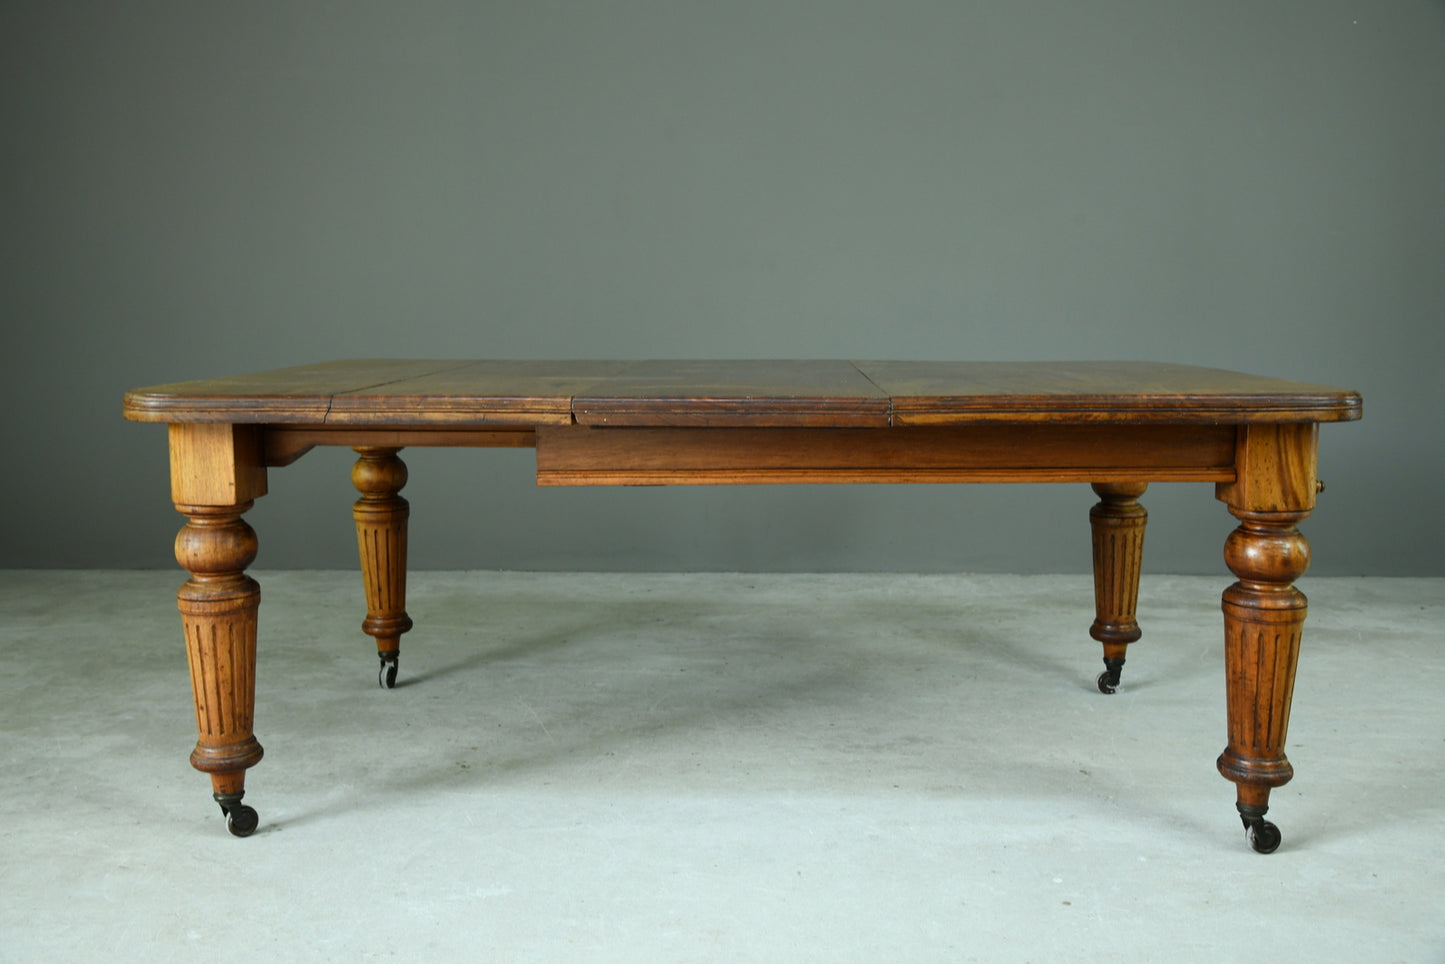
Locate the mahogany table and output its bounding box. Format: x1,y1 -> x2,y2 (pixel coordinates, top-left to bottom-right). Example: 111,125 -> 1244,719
123,360 -> 1361,851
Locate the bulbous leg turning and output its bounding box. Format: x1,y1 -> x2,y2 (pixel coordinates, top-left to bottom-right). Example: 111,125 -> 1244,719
1218,507 -> 1311,854
175,502 -> 265,835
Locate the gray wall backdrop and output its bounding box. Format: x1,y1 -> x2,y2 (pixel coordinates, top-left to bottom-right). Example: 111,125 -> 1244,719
3,2 -> 1441,575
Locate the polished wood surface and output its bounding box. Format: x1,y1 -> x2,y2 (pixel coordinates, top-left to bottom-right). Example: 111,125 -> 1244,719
123,360 -> 1361,850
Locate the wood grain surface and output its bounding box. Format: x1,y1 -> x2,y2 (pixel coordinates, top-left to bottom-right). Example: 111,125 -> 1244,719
124,359 -> 1362,426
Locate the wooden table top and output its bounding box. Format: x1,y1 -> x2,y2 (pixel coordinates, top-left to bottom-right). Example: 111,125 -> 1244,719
123,360 -> 1362,428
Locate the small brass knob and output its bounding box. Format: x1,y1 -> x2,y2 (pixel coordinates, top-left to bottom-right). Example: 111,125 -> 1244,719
1316,479 -> 1326,494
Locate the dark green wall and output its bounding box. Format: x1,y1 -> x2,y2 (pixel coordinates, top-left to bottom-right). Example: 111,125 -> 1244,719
4,2 -> 1441,573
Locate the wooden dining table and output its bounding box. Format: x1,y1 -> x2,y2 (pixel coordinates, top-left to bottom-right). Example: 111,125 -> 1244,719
122,359 -> 1361,852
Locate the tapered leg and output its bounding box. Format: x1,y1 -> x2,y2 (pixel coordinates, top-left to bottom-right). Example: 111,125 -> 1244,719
175,502 -> 265,836
1214,422 -> 1320,853
352,447 -> 413,688
1089,481 -> 1147,694
1217,507 -> 1310,854
166,423 -> 268,835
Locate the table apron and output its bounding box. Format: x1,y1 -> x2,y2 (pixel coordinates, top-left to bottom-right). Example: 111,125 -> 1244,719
534,424 -> 1239,486
264,426 -> 538,466
259,423 -> 1240,484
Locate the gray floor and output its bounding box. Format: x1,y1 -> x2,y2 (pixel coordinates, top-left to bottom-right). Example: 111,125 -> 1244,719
1,570 -> 1441,963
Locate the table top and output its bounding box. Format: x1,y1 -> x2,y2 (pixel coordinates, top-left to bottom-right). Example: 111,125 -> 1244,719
123,360 -> 1362,428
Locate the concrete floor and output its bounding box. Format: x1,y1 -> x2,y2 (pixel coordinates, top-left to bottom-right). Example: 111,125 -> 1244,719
1,570 -> 1441,963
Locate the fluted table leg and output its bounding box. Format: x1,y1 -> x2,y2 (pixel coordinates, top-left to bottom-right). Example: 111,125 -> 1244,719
175,503 -> 264,835
1089,481 -> 1148,694
1217,507 -> 1310,854
1215,423 -> 1320,853
167,423 -> 268,836
352,447 -> 413,688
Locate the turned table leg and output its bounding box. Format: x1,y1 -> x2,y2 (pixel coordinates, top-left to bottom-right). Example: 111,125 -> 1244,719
1215,423 -> 1320,853
1089,481 -> 1148,694
175,503 -> 264,835
168,423 -> 268,836
1217,507 -> 1310,854
352,447 -> 413,688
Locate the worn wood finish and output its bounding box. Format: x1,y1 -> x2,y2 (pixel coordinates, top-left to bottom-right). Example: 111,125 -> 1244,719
124,360 -> 1361,850
352,448 -> 413,688
572,359 -> 890,427
324,360 -> 634,427
131,360 -> 477,423
124,360 -> 1363,427
858,361 -> 1362,425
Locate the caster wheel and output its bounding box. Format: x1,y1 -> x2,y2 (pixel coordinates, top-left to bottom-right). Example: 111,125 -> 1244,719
1096,657 -> 1124,695
1246,819 -> 1281,854
226,804 -> 259,838
379,655 -> 399,689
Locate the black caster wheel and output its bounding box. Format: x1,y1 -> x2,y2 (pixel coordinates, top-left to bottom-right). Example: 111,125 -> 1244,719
379,654 -> 399,689
1246,818 -> 1282,854
1096,657 -> 1124,694
225,804 -> 259,838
